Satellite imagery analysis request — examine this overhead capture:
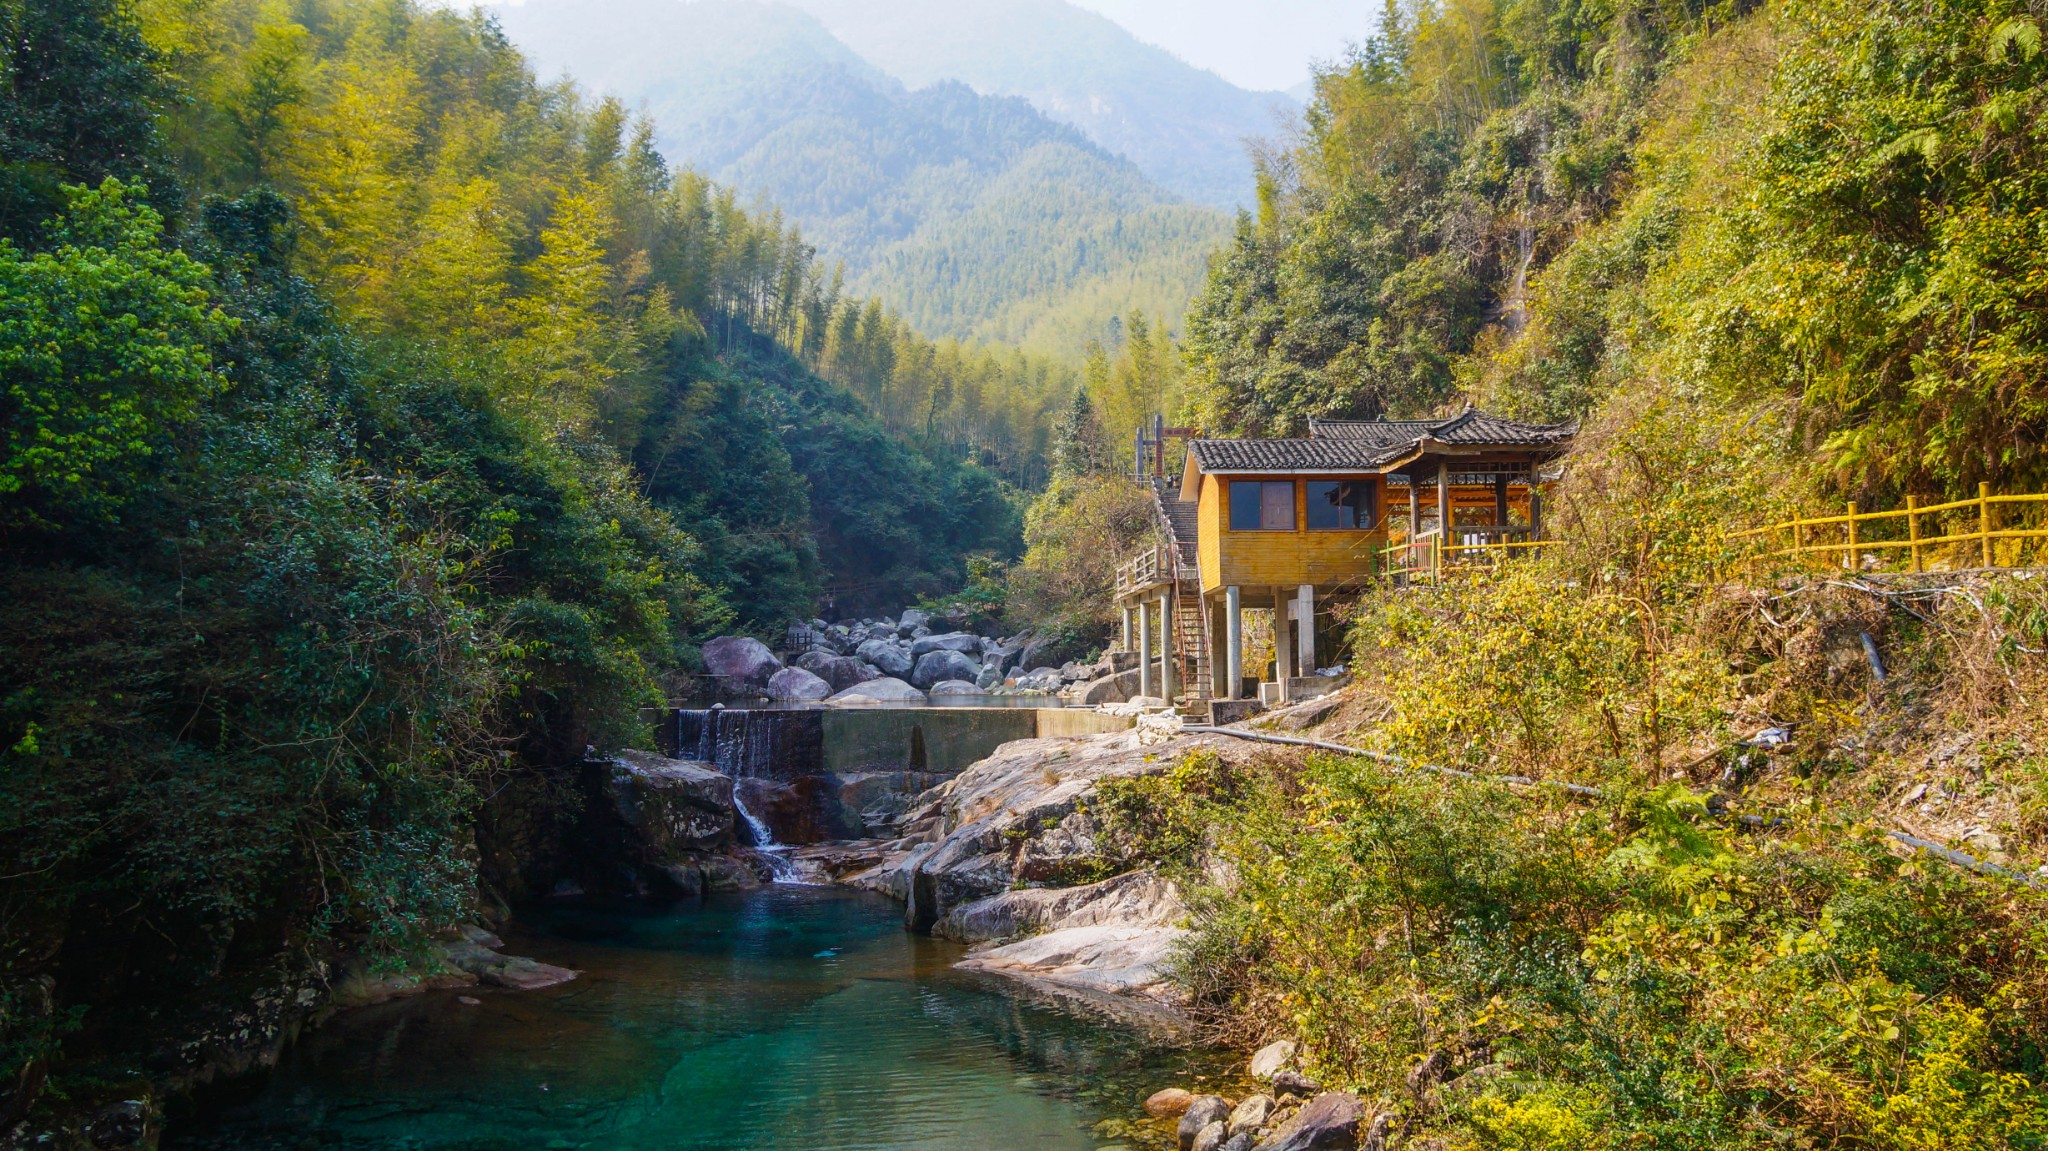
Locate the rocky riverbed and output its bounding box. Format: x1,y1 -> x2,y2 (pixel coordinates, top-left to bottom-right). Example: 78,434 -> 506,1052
699,609 -> 1156,705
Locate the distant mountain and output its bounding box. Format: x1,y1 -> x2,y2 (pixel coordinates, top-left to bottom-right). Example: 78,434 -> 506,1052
779,0 -> 1296,209
493,0 -> 1230,356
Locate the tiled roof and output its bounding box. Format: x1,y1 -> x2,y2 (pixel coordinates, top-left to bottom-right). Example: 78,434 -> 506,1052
1186,438 -> 1405,472
1309,408 -> 1575,446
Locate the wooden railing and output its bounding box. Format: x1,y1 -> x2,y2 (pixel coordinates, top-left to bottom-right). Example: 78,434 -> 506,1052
1729,484 -> 2048,573
1115,544 -> 1178,598
1377,525 -> 1553,583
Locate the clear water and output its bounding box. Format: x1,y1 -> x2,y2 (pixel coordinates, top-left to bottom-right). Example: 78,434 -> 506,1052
167,887 -> 1217,1151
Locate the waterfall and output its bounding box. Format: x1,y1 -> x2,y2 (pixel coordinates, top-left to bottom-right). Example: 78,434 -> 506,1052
732,789 -> 800,882
676,706 -> 818,883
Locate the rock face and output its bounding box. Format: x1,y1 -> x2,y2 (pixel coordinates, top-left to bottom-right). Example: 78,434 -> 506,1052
828,677 -> 924,704
1253,1092 -> 1364,1151
702,636 -> 781,686
911,649 -> 982,689
935,868 -> 1181,943
765,666 -> 833,701
608,751 -> 736,854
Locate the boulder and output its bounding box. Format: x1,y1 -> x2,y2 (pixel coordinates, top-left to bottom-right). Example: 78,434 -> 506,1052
1271,1070 -> 1322,1098
1180,1096 -> 1232,1151
910,631 -> 982,658
1252,1092 -> 1362,1151
856,638 -> 914,678
1145,1089 -> 1197,1118
481,956 -> 578,991
1192,1122 -> 1230,1151
1249,1040 -> 1298,1081
797,651 -> 882,692
765,667 -> 833,701
1229,1094 -> 1275,1136
701,636 -> 781,686
911,649 -> 982,690
936,869 -> 1182,943
1220,1136 -> 1256,1151
898,608 -> 931,632
607,751 -> 736,853
929,679 -> 986,696
975,665 -> 1002,689
1010,667 -> 1064,692
827,677 -> 925,704
1074,667 -> 1141,704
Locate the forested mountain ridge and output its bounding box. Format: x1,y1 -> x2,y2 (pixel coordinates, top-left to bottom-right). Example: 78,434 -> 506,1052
777,0 -> 1298,209
491,0 -> 1231,357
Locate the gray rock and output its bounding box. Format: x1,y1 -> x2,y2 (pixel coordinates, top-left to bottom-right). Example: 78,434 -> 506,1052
1229,1094 -> 1275,1136
910,631 -> 982,658
1011,667 -> 1064,693
765,666 -> 833,701
701,636 -> 781,685
827,677 -> 925,704
1252,1091 -> 1362,1151
975,665 -> 1002,689
898,608 -> 930,631
797,651 -> 883,692
608,751 -> 736,853
855,638 -> 913,678
1075,667 -> 1142,704
1249,1040 -> 1298,1081
911,649 -> 982,689
1192,1121 -> 1229,1151
1271,1070 -> 1322,1098
1220,1136 -> 1256,1151
1180,1096 -> 1232,1150
929,679 -> 986,696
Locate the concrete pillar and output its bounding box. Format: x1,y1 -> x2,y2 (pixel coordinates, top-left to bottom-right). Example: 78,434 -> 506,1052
1271,588 -> 1293,700
1225,585 -> 1243,699
1210,596 -> 1229,699
1120,605 -> 1133,651
1137,599 -> 1153,700
1158,591 -> 1175,703
1296,584 -> 1315,674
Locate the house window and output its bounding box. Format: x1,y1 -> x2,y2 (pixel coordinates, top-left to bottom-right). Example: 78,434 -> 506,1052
1306,480 -> 1376,530
1229,480 -> 1296,531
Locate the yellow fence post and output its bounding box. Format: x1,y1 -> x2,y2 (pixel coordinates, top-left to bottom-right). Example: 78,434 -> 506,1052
1845,502 -> 1858,572
1907,495 -> 1922,573
1793,516 -> 1806,569
1980,482 -> 1994,568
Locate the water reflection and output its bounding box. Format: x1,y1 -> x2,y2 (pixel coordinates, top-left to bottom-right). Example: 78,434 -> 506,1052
168,887 -> 1215,1151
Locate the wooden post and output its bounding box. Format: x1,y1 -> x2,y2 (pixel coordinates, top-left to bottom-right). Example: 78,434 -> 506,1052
1493,472 -> 1510,529
1907,494 -> 1922,573
1157,590 -> 1175,704
1981,481 -> 1994,568
1296,584 -> 1316,675
1436,459 -> 1452,541
1845,502 -> 1858,573
1225,585 -> 1242,700
1407,474 -> 1421,540
1137,600 -> 1153,700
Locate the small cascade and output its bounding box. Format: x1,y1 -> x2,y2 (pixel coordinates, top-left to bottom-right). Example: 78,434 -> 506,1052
674,708 -> 823,781
733,790 -> 801,883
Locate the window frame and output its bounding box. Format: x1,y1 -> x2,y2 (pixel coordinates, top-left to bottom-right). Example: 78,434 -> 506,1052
1305,478 -> 1377,532
1228,479 -> 1298,532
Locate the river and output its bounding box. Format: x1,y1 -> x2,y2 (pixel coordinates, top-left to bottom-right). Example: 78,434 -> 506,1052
166,885 -> 1216,1151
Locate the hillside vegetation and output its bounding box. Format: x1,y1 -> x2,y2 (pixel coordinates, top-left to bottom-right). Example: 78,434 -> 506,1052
1076,0 -> 2048,1145
494,0 -> 1231,358
0,0 -> 1070,1126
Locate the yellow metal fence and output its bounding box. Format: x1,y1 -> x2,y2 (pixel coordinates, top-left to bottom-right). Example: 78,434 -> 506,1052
1376,527 -> 1556,583
1730,483 -> 2048,573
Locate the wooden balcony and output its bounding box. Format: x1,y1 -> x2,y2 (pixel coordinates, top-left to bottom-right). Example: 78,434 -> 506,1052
1115,544 -> 1180,600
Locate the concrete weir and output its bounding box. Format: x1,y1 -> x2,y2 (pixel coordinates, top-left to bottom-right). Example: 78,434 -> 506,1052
650,706 -> 1134,844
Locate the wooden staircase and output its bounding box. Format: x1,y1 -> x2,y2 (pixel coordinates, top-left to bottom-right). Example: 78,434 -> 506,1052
1171,578 -> 1211,716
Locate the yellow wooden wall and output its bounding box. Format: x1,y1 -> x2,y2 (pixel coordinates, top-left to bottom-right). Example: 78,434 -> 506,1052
1197,474 -> 1390,594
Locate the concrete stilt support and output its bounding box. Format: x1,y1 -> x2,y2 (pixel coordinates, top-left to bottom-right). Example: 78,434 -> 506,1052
1296,584 -> 1315,674
1225,585 -> 1243,699
1157,591 -> 1175,704
1210,595 -> 1229,699
1121,605 -> 1133,651
1137,600 -> 1153,700
1271,587 -> 1293,701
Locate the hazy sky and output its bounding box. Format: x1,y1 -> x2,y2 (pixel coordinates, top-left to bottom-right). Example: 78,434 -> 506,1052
1071,0 -> 1369,92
